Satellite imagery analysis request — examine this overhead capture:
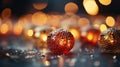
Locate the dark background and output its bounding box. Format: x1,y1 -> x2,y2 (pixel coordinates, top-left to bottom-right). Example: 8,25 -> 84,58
0,0 -> 120,17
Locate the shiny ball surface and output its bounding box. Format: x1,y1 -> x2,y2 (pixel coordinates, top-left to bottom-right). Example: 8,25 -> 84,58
99,28 -> 120,53
80,28 -> 100,49
47,28 -> 75,55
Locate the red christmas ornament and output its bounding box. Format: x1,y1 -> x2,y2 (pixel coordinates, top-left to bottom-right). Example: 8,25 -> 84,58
47,28 -> 75,55
80,28 -> 100,49
86,28 -> 100,46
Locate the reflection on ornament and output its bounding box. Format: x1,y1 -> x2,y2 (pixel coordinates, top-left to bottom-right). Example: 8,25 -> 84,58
47,28 -> 75,55
99,28 -> 120,53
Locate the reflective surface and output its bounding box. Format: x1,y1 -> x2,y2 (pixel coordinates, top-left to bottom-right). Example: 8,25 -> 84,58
0,35 -> 120,67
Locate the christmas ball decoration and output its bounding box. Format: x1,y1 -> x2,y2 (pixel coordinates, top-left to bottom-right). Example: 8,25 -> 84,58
99,28 -> 120,53
80,27 -> 100,48
86,28 -> 100,45
47,28 -> 75,55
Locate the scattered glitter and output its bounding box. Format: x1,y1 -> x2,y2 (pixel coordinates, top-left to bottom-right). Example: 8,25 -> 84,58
94,61 -> 100,66
113,55 -> 116,59
6,53 -> 10,56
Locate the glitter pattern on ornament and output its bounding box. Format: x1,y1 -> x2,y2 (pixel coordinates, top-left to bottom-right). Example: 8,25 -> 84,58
99,28 -> 120,53
47,28 -> 75,55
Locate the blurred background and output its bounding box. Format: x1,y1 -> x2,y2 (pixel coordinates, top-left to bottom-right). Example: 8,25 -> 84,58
0,0 -> 120,67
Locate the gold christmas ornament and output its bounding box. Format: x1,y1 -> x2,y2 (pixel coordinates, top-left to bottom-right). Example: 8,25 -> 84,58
99,28 -> 120,53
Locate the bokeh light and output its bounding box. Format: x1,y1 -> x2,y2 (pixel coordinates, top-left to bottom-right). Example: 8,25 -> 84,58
99,0 -> 112,6
27,29 -> 34,37
33,0 -> 48,10
93,15 -> 105,29
47,14 -> 62,27
1,8 -> 12,19
0,0 -> 119,67
34,32 -> 40,38
40,34 -> 47,42
87,32 -> 93,41
69,28 -> 80,40
85,28 -> 100,45
99,24 -> 107,32
13,23 -> 23,35
60,14 -> 78,29
0,23 -> 9,34
33,3 -> 47,10
2,19 -> 13,32
105,16 -> 115,27
83,0 -> 99,15
94,61 -> 100,66
44,60 -> 50,66
32,12 -> 48,25
78,17 -> 90,28
17,17 -> 28,26
64,2 -> 79,14
23,14 -> 33,22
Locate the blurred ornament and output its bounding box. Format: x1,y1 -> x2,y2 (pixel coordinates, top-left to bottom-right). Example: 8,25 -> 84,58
47,28 -> 75,55
99,28 -> 120,53
80,27 -> 100,49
